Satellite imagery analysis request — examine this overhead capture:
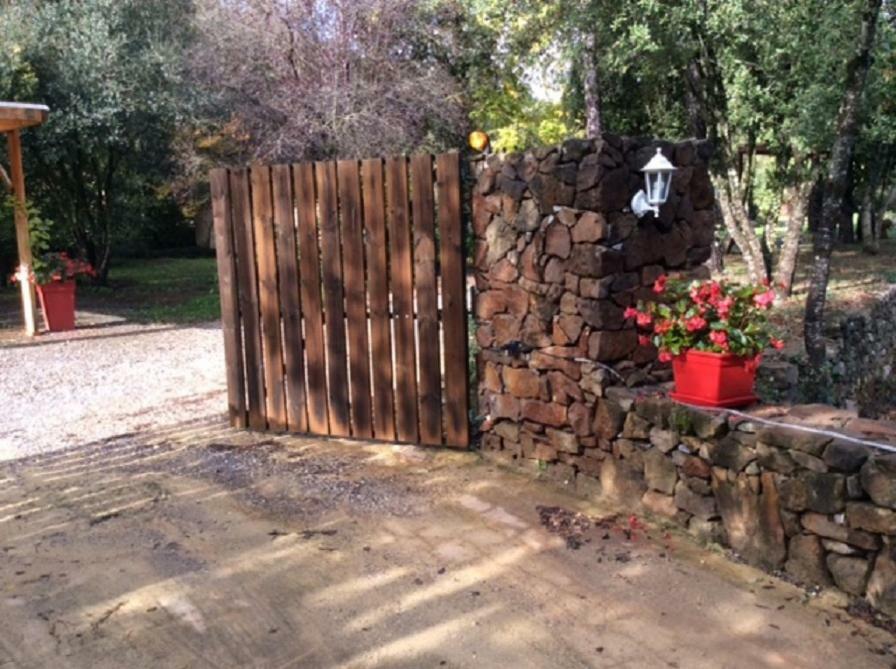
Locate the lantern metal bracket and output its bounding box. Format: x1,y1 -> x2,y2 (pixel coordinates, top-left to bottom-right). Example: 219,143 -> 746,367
631,190 -> 658,218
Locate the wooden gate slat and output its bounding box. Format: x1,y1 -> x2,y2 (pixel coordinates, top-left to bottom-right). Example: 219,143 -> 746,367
436,152 -> 469,447
361,158 -> 395,441
411,154 -> 443,445
316,160 -> 351,437
210,169 -> 247,428
386,156 -> 419,443
250,165 -> 287,430
229,169 -> 266,429
272,164 -> 308,433
294,162 -> 329,434
337,160 -> 373,438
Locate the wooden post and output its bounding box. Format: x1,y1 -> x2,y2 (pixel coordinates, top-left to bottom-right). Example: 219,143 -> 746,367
7,129 -> 37,336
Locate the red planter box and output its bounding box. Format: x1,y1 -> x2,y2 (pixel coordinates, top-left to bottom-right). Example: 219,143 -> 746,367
37,280 -> 77,332
669,350 -> 759,408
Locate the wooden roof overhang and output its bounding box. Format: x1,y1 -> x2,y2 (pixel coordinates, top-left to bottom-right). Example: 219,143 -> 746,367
0,102 -> 49,132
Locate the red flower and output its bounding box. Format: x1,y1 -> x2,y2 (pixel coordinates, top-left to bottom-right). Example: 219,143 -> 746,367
685,315 -> 707,332
653,275 -> 668,294
654,319 -> 673,335
770,338 -> 784,350
636,311 -> 652,327
658,350 -> 673,363
753,289 -> 775,309
623,306 -> 639,320
638,334 -> 652,347
710,330 -> 729,349
716,296 -> 734,319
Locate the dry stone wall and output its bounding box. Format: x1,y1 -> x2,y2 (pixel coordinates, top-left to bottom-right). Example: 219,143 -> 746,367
499,390 -> 896,617
473,134 -> 714,475
472,134 -> 896,615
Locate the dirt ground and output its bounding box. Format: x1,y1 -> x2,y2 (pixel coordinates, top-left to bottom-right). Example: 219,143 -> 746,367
1,419 -> 893,668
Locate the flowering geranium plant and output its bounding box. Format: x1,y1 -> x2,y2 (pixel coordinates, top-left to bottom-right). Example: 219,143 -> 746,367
11,251 -> 96,286
625,275 -> 783,362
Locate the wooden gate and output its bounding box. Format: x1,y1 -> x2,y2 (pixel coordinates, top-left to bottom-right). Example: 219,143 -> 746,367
209,153 -> 469,448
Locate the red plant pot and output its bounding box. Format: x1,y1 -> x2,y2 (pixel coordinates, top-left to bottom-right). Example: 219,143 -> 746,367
37,280 -> 77,332
669,350 -> 759,408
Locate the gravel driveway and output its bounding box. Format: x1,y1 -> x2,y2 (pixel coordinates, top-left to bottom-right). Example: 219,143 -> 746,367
0,319 -> 227,460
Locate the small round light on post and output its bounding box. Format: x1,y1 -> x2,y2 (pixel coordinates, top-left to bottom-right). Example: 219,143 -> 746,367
468,130 -> 490,153
631,148 -> 677,218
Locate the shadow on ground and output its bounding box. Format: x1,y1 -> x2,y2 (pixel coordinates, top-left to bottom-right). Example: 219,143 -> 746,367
0,418 -> 893,668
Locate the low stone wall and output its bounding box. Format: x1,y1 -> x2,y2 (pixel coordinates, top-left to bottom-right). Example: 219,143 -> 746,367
483,390 -> 896,616
836,287 -> 896,416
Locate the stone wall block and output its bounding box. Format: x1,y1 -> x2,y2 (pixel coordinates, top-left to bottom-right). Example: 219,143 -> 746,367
756,443 -> 797,474
544,222 -> 571,258
801,512 -> 881,551
847,502 -> 896,535
756,426 -> 831,456
860,455 -> 896,509
778,472 -> 846,514
866,544 -> 896,617
674,480 -> 717,520
823,439 -> 872,473
600,458 -> 647,505
588,330 -> 637,362
579,299 -> 625,330
785,534 -> 833,586
594,398 -> 627,440
710,433 -> 757,472
649,427 -> 679,453
712,470 -> 787,569
502,367 -> 542,399
622,413 -> 651,440
644,449 -> 678,494
568,245 -> 624,278
521,400 -> 567,427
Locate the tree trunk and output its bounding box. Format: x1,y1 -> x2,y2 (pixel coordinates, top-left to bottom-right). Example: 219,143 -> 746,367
861,186 -> 879,254
807,177 -> 824,232
684,59 -> 708,140
805,0 -> 882,367
774,179 -> 812,297
581,32 -> 602,137
714,167 -> 768,284
838,200 -> 857,243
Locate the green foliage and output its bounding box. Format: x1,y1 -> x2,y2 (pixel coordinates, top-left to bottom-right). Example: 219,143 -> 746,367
0,0 -> 194,280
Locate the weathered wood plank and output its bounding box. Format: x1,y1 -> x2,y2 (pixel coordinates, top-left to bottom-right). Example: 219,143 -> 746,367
337,160 -> 373,438
436,152 -> 469,447
411,153 -> 442,445
361,158 -> 395,441
229,169 -> 266,429
316,160 -> 351,437
386,156 -> 419,443
272,164 -> 308,433
294,162 -> 329,434
250,165 -> 287,430
210,169 -> 247,428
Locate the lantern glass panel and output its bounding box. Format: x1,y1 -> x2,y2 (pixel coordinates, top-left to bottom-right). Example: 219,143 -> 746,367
659,172 -> 671,202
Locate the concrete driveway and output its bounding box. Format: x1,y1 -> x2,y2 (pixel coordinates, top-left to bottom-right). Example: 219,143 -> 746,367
0,417 -> 893,668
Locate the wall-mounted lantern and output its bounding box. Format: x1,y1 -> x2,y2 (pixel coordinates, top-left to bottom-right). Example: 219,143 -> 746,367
631,148 -> 676,218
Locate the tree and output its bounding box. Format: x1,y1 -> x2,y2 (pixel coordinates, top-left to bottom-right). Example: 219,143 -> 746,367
187,0 -> 467,165
804,0 -> 883,366
0,0 -> 193,282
